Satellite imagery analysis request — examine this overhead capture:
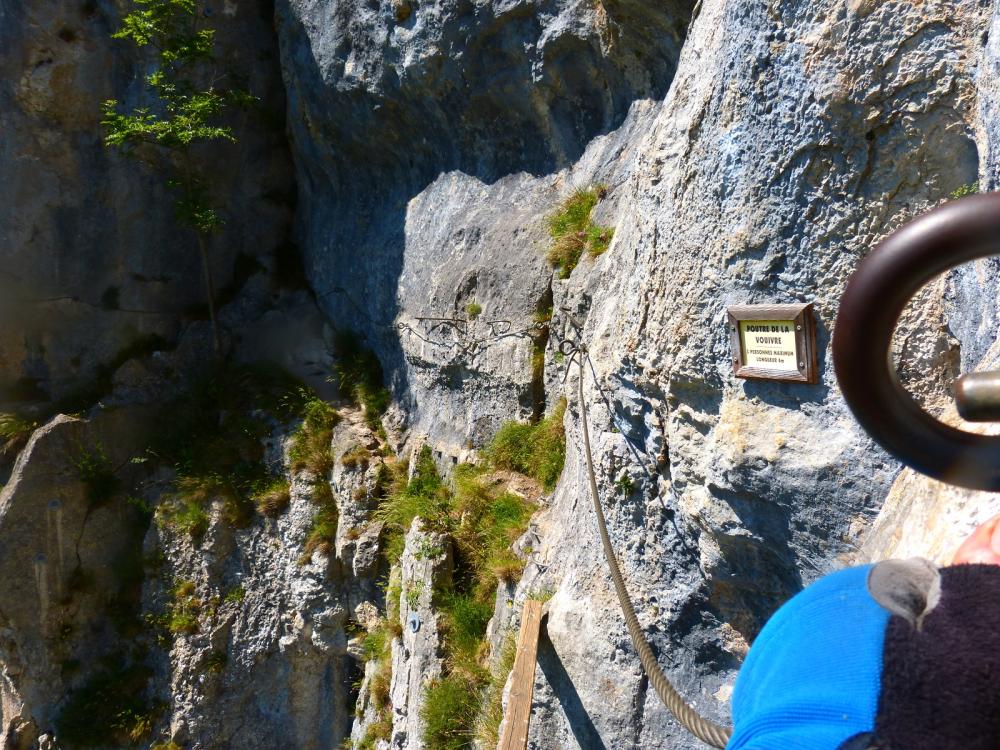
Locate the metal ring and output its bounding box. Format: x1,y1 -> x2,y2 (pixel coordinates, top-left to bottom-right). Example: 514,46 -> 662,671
834,193 -> 1000,490
559,339 -> 580,356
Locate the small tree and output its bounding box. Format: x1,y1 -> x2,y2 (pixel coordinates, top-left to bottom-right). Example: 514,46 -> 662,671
102,0 -> 256,356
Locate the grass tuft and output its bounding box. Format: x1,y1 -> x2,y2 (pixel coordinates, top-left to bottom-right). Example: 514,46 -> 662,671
475,631 -> 518,748
289,396 -> 340,476
302,502 -> 339,561
160,497 -> 210,538
285,394 -> 341,563
420,676 -> 482,750
0,412 -> 36,458
355,711 -> 392,750
375,448 -> 449,562
439,592 -> 493,679
333,331 -> 391,430
152,364 -> 326,536
253,477 -> 291,517
950,181 -> 979,200
357,618 -> 395,747
362,626 -> 388,662
167,579 -> 201,635
545,185 -> 614,278
342,444 -> 371,471
484,399 -> 566,491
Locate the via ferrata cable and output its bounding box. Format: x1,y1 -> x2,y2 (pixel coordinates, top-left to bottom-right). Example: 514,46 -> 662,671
569,342 -> 732,748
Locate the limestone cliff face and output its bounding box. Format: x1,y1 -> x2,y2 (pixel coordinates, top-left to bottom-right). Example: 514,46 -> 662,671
276,0 -> 996,747
2,0 -> 1000,748
274,0 -> 694,450
0,0 -> 294,407
0,412 -> 152,746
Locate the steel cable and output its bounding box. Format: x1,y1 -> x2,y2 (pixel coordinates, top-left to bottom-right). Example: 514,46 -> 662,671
573,347 -> 732,748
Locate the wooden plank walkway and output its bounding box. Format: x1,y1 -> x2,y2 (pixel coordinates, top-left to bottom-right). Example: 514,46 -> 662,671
499,599 -> 545,750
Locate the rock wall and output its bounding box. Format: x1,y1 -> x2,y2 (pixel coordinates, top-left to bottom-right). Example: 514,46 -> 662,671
0,384 -> 391,748
275,0 -> 997,747
274,0 -> 695,450
0,411 -> 153,748
858,0 -> 1000,568
147,421 -> 370,750
2,0 -> 1000,748
0,0 -> 295,408
279,2 -> 995,747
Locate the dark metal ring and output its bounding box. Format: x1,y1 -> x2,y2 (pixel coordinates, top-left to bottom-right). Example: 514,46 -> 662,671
834,193 -> 1000,491
559,339 -> 580,356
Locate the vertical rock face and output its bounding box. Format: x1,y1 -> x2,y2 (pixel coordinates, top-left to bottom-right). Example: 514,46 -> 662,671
274,0 -> 695,449
153,474 -> 351,750
0,0 -> 295,407
1,0 -> 1000,748
387,520 -> 451,748
0,411 -> 152,748
274,0 -> 996,747
143,407 -> 394,750
0,387 -> 394,749
857,0 -> 1000,571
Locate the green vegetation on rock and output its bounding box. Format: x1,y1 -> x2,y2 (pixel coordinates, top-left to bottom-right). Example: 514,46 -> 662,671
103,0 -> 257,354
485,398 -> 567,491
474,631 -> 518,748
342,444 -> 372,471
57,660 -> 160,747
333,331 -> 391,430
546,185 -> 614,278
355,618 -> 395,749
421,675 -> 482,750
74,444 -> 121,508
0,412 -> 36,459
285,393 -> 342,562
302,500 -> 340,561
167,579 -> 202,635
367,449 -> 535,748
289,395 -> 341,475
375,447 -> 450,561
253,476 -> 291,517
352,414 -> 547,749
950,181 -> 979,200
151,365 -> 327,538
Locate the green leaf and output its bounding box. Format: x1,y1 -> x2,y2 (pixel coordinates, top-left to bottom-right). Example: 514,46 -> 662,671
104,0 -> 255,237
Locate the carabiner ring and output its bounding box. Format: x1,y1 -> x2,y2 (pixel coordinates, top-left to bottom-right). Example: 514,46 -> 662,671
834,193 -> 1000,490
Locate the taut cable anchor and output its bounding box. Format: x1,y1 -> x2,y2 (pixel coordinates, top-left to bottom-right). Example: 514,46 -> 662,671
562,336 -> 732,748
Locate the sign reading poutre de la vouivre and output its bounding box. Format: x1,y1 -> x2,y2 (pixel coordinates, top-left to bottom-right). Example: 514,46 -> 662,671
740,320 -> 797,369
727,303 -> 817,383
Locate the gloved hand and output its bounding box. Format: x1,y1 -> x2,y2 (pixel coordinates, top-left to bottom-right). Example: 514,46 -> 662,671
727,515 -> 1000,750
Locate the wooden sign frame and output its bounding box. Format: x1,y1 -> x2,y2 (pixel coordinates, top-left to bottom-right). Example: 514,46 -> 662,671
727,303 -> 817,383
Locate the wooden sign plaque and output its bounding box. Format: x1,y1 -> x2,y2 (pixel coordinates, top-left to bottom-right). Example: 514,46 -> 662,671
727,303 -> 817,383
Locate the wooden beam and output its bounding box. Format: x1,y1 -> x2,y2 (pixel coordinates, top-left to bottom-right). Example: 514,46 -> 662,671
499,599 -> 544,750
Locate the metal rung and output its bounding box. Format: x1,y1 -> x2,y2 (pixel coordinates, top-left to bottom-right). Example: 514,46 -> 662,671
955,371 -> 1000,422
